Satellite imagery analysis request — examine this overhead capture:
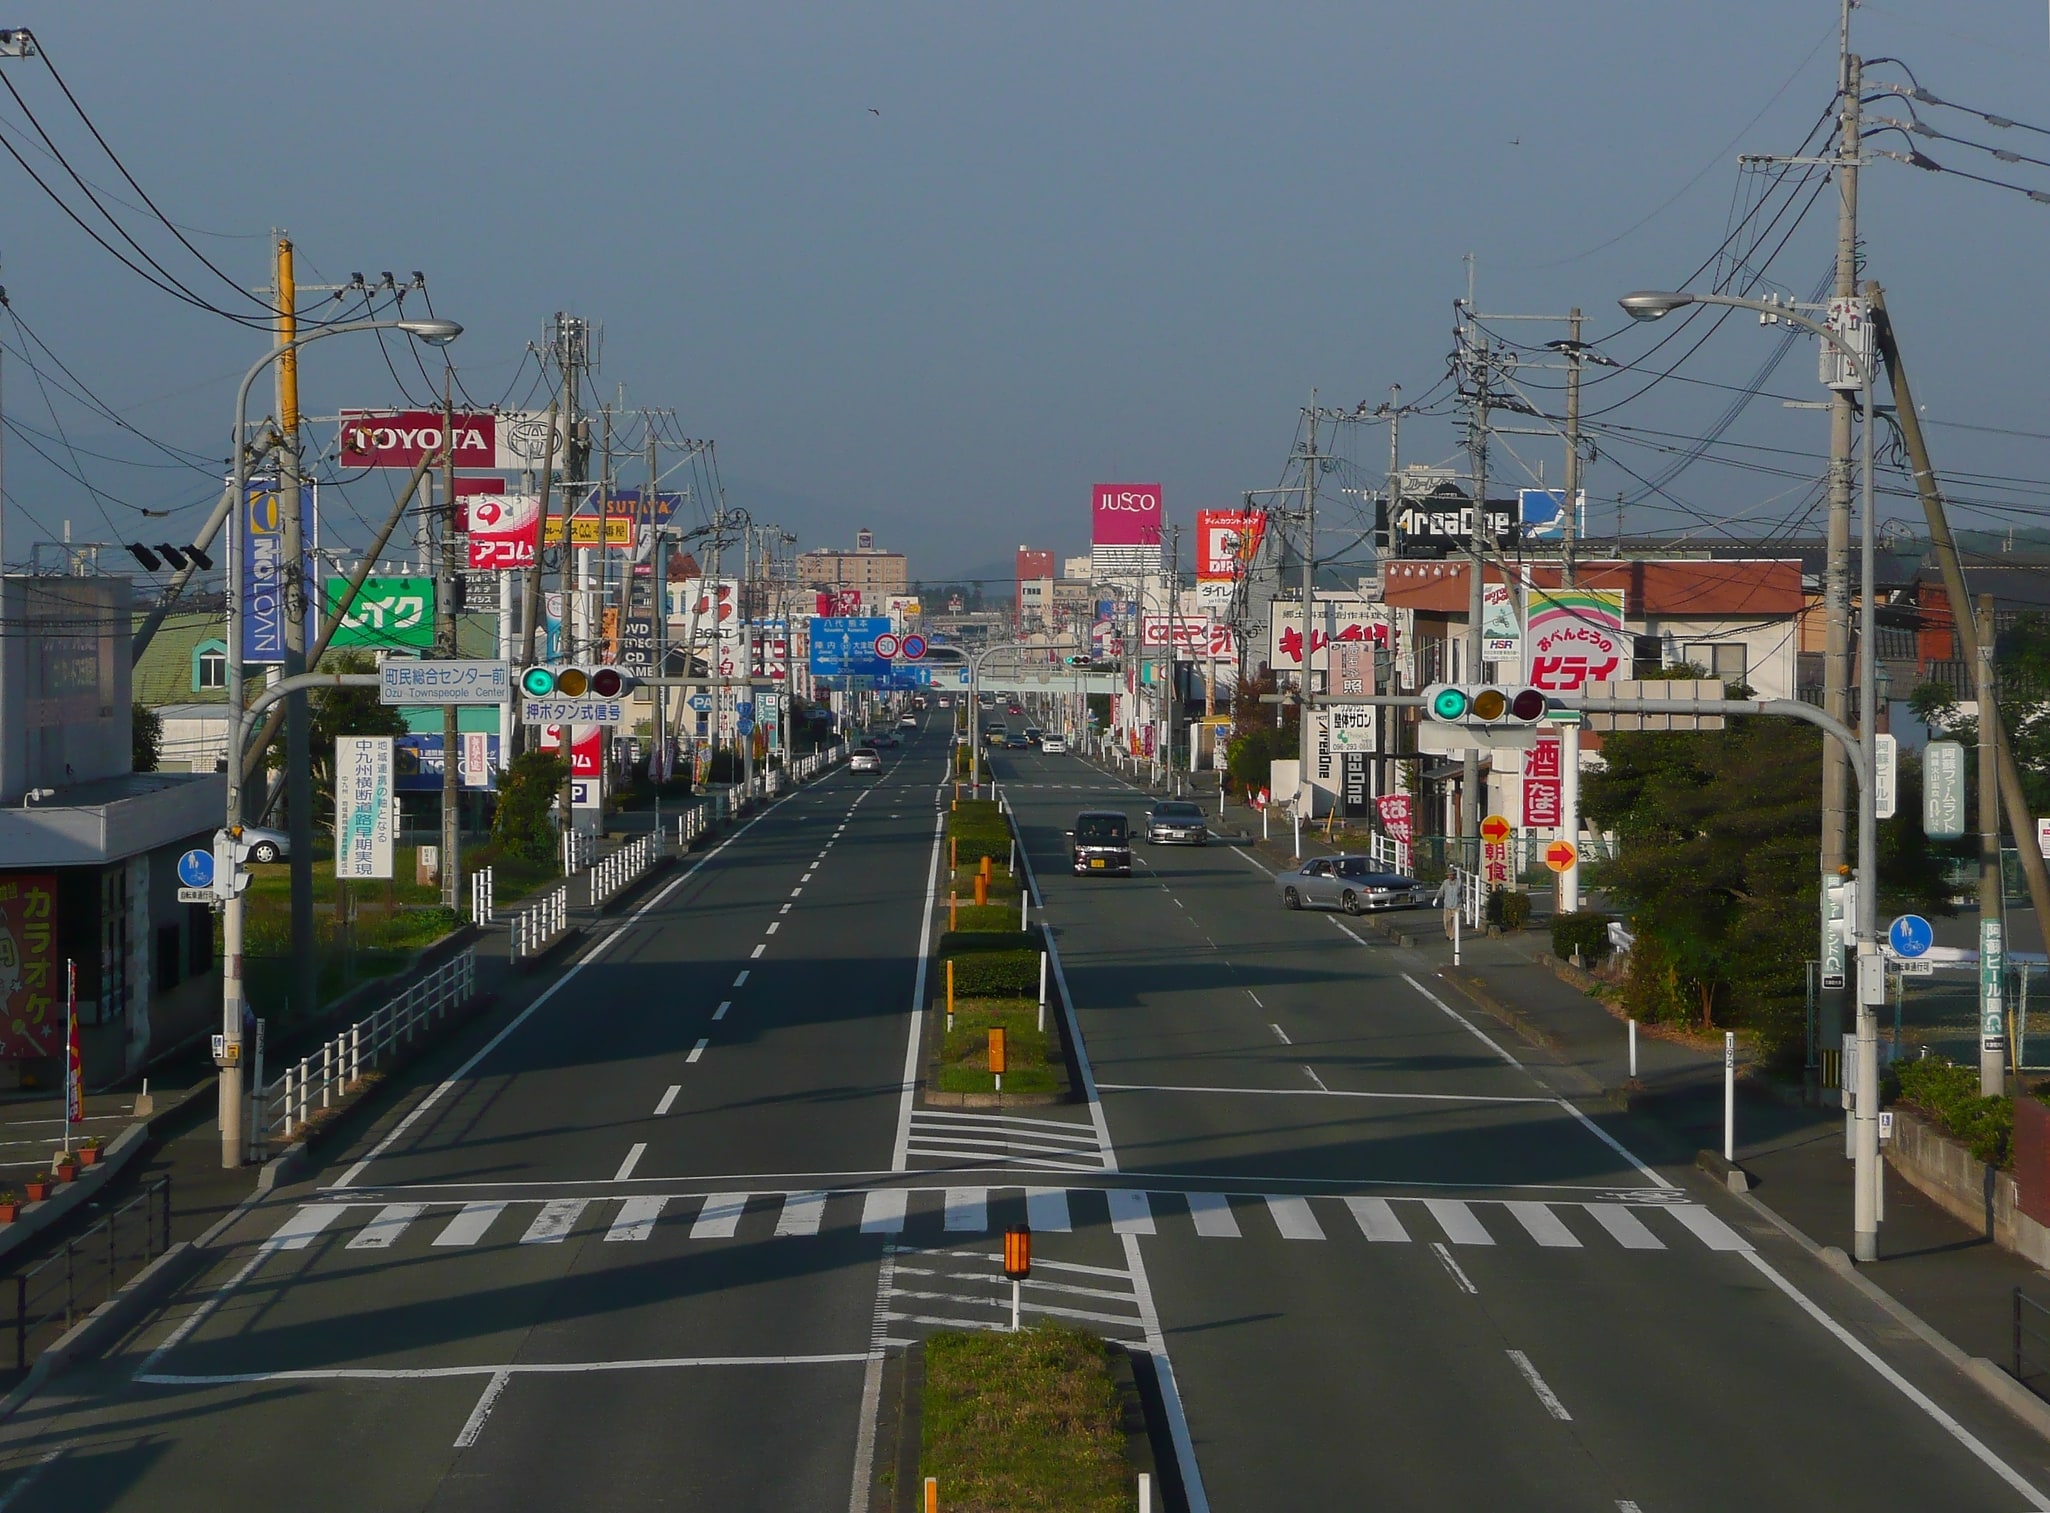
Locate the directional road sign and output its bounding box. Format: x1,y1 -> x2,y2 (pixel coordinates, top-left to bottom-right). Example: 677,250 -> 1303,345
1544,839 -> 1577,873
381,659 -> 513,705
686,694 -> 714,712
1888,913 -> 1934,959
1479,814 -> 1512,845
176,848 -> 215,890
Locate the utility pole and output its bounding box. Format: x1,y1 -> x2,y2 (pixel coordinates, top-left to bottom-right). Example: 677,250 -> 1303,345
648,424 -> 667,784
1820,44 -> 1862,883
1558,309 -> 1584,915
274,235 -> 317,1030
512,399 -> 560,758
552,314 -> 588,828
1978,592 -> 2006,1093
1299,403 -> 1319,821
1464,320 -> 1491,846
439,370 -> 461,911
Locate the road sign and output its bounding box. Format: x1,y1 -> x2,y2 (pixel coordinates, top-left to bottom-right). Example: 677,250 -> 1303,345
874,632 -> 902,660
1479,814 -> 1512,845
686,694 -> 714,712
1874,732 -> 1898,821
521,697 -> 624,725
176,848 -> 215,890
1888,913 -> 1934,959
1544,839 -> 1577,873
380,659 -> 512,705
176,886 -> 217,905
902,633 -> 928,660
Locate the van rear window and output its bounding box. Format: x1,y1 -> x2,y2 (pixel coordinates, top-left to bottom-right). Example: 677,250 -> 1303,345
1075,816 -> 1126,842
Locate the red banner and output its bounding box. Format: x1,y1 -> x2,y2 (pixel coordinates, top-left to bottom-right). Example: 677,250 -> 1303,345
65,959 -> 81,1123
1374,794 -> 1413,846
1523,736 -> 1563,829
340,410 -> 498,469
466,492 -> 542,571
0,875 -> 59,1058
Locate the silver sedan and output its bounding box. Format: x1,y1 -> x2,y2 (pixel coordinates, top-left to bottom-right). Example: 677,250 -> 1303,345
1276,856 -> 1429,914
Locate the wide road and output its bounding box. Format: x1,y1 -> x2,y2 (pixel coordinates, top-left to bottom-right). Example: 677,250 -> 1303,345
996,741 -> 2050,1512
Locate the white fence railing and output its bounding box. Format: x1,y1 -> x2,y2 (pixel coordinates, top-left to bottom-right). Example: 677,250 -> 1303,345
561,829 -> 594,875
1445,865 -> 1485,929
1369,833 -> 1413,877
249,948 -> 476,1160
510,886 -> 569,965
470,866 -> 495,927
676,804 -> 712,849
591,835 -> 657,908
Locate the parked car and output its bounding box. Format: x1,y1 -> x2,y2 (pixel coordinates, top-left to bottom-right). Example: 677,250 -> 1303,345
1067,811 -> 1132,876
243,824 -> 289,863
850,746 -> 882,774
1040,735 -> 1066,754
1145,801 -> 1208,846
1276,856 -> 1428,914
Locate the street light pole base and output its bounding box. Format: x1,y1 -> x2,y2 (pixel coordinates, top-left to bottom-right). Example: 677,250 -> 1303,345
1854,1230 -> 1878,1263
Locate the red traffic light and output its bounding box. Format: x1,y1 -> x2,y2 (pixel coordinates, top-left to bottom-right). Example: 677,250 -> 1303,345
1508,689 -> 1548,721
589,666 -> 626,698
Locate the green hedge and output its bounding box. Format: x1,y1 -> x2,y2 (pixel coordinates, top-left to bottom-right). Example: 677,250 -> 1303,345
1551,910 -> 1614,963
1486,888 -> 1532,932
945,949 -> 1041,997
937,928 -> 1044,957
1894,1054 -> 2015,1168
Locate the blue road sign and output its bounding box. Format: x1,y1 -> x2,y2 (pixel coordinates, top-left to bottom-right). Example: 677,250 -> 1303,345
1888,913 -> 1934,959
807,617 -> 892,678
687,694 -> 714,712
176,848 -> 215,890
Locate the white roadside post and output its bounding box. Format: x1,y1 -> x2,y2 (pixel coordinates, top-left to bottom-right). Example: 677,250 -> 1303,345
1724,1031 -> 1736,1162
1037,951 -> 1048,1033
1628,1017 -> 1638,1080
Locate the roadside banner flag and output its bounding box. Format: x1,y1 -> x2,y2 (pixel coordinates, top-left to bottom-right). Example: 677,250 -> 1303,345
65,958 -> 82,1127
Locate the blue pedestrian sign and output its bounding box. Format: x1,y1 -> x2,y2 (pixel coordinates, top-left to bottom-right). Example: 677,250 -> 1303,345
1888,913 -> 1934,959
686,694 -> 713,712
176,848 -> 215,890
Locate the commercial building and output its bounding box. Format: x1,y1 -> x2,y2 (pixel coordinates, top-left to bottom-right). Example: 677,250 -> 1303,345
1015,546 -> 1055,631
797,528 -> 908,599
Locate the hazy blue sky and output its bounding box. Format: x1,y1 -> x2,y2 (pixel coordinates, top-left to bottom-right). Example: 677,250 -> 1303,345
2,1 -> 2047,582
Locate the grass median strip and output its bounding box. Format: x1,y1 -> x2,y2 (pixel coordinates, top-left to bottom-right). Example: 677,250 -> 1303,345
939,1001 -> 1056,1096
921,1325 -> 1135,1513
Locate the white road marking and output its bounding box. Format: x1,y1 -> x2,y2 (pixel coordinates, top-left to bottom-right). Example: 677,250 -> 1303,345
776,1190 -> 828,1236
765,921 -> 780,935
780,902 -> 793,914
1344,1196 -> 1409,1243
1506,1349 -> 1573,1420
1505,1201 -> 1582,1248
688,1039 -> 708,1064
789,889 -> 802,898
1096,1081 -> 1546,1105
1302,1066 -> 1329,1092
141,1353 -> 872,1387
607,1196 -> 666,1241
1430,1242 -> 1478,1295
613,1143 -> 647,1181
268,1204 -> 349,1250
943,1188 -> 987,1231
1268,1023 -> 1291,1045
520,1199 -> 587,1244
713,1001 -> 731,1020
1667,1204 -> 1753,1252
1400,973 -> 1525,1070
691,1194 -> 748,1238
1108,1189 -> 1155,1234
1119,1230 -> 1212,1513
750,944 -> 766,958
1026,1187 -> 1072,1232
861,1189 -> 908,1234
434,1203 -> 505,1247
1263,1194 -> 1325,1240
1186,1191 -> 1240,1238
891,812 -> 948,1171
1423,1198 -> 1495,1246
734,970 -> 750,987
346,1203 -> 425,1250
1584,1204 -> 1665,1250
654,1084 -> 682,1115
454,1367 -> 513,1448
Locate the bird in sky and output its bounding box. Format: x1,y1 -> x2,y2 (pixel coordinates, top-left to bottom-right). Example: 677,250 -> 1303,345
869,108 -> 881,116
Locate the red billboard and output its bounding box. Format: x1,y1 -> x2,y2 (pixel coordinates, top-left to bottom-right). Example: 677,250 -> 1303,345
1196,510 -> 1266,580
340,410 -> 498,470
466,492 -> 542,571
452,476 -> 504,534
0,875 -> 59,1059
1092,483 -> 1164,547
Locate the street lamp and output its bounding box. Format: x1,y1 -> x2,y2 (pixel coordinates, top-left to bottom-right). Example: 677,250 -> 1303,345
218,316 -> 461,1169
1619,287 -> 1882,1260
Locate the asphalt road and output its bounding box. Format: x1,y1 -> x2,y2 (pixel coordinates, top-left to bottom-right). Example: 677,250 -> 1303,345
8,725 -> 2050,1511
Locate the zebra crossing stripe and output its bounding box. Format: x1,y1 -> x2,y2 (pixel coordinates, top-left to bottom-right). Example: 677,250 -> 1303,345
1264,1195 -> 1324,1241
776,1191 -> 828,1237
1108,1189 -> 1155,1235
1423,1198 -> 1494,1246
1505,1200 -> 1582,1249
861,1190 -> 908,1234
521,1199 -> 587,1244
607,1197 -> 667,1242
269,1205 -> 349,1251
692,1194 -> 748,1239
1026,1187 -> 1071,1232
1344,1196 -> 1409,1243
434,1202 -> 505,1247
1666,1204 -> 1753,1252
347,1204 -> 425,1250
1584,1203 -> 1665,1251
1186,1191 -> 1240,1238
943,1189 -> 986,1232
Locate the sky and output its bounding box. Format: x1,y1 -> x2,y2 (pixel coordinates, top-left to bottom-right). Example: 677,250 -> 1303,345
1,1 -> 2048,584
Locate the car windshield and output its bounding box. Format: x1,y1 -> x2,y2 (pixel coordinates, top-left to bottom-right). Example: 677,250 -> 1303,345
1334,859 -> 1371,878
1075,816 -> 1126,842
1154,804 -> 1203,820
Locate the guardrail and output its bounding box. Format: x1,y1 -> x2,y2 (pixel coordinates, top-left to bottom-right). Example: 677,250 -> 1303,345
561,828 -> 594,875
250,949 -> 477,1160
510,886 -> 569,965
10,1176 -> 171,1372
591,835 -> 657,908
1369,832 -> 1413,877
470,865 -> 495,927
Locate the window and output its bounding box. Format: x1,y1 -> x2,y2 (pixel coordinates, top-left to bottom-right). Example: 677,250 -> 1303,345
1684,642 -> 1748,682
1631,635 -> 1664,678
193,638 -> 227,691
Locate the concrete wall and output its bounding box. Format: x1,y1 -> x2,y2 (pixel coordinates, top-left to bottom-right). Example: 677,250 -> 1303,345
1885,1108 -> 2050,1270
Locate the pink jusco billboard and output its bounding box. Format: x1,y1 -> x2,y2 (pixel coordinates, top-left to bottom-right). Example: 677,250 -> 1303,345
1092,483 -> 1164,547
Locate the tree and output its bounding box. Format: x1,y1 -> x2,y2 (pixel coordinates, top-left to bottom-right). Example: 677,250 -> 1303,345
1914,610 -> 2050,813
493,750 -> 567,865
263,650 -> 407,827
132,702 -> 162,773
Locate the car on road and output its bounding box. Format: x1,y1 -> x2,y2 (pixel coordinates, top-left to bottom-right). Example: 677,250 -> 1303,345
1040,735 -> 1066,754
1004,731 -> 1030,749
849,746 -> 882,774
1007,703 -> 1023,716
985,724 -> 1007,747
897,714 -> 918,730
872,731 -> 900,748
1022,726 -> 1043,745
243,825 -> 289,863
1145,800 -> 1208,846
1276,856 -> 1429,914
1067,810 -> 1132,875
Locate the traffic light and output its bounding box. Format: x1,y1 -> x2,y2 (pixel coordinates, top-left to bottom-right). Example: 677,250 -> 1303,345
212,826 -> 254,899
518,664 -> 636,700
1419,683 -> 1550,751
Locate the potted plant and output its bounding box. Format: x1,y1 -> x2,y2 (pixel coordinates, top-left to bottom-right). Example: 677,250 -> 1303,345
51,1152 -> 78,1183
23,1175 -> 50,1202
0,1191 -> 18,1222
77,1135 -> 103,1168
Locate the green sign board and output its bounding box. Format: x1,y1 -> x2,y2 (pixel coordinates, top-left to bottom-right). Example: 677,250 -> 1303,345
324,576 -> 435,651
1924,739 -> 1966,840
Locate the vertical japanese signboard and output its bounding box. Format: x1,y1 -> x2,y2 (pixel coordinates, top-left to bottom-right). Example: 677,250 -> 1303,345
1821,874 -> 1854,991
1923,740 -> 1965,840
336,736 -> 395,880
243,480 -> 314,666
1982,917 -> 2006,1057
1481,581 -> 1522,663
0,875 -> 58,1058
1524,735 -> 1563,829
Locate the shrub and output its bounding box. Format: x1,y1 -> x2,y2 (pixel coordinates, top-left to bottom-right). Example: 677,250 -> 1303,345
1895,1054 -> 2015,1168
1551,911 -> 1615,963
1620,930 -> 1690,1027
1487,888 -> 1532,932
946,949 -> 1040,997
946,903 -> 1022,933
493,751 -> 568,866
937,928 -> 1043,957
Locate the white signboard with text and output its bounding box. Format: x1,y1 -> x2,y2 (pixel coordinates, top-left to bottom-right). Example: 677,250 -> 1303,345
335,736 -> 395,881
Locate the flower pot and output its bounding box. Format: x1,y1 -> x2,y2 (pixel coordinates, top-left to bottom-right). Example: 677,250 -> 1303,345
23,1181 -> 49,1202
52,1164 -> 77,1184
77,1147 -> 100,1168
0,1203 -> 17,1223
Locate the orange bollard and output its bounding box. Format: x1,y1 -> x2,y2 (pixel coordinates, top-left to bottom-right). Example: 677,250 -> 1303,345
951,837 -> 958,868
949,893 -> 957,931
974,873 -> 989,907
980,854 -> 992,881
946,959 -> 956,1025
925,1478 -> 938,1513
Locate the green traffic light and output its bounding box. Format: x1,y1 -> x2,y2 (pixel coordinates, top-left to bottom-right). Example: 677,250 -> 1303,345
520,666 -> 557,698
1430,687 -> 1469,721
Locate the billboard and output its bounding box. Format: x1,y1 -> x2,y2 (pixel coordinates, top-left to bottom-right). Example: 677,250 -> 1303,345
543,515 -> 635,549
323,576 -> 434,650
581,487 -> 685,524
243,479 -> 313,666
1139,616 -> 1234,662
1092,483 -> 1164,547
451,476 -> 504,534
338,409 -> 559,471
1378,485 -> 1517,557
336,736 -> 395,880
1268,601 -> 1409,674
466,491 -> 543,570
0,875 -> 58,1058
1525,587 -> 1627,694
1196,510 -> 1266,581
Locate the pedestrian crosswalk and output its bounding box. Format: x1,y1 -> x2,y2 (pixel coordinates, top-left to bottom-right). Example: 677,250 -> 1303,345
269,1187 -> 1753,1257
903,1109 -> 1110,1171
879,1243 -> 1150,1347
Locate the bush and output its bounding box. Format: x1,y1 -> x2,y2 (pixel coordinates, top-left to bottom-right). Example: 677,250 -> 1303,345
1551,910 -> 1615,964
937,928 -> 1044,957
947,903 -> 1022,933
1895,1054 -> 2015,1168
491,751 -> 568,867
945,949 -> 1040,997
1486,888 -> 1532,932
1620,930 -> 1690,1027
